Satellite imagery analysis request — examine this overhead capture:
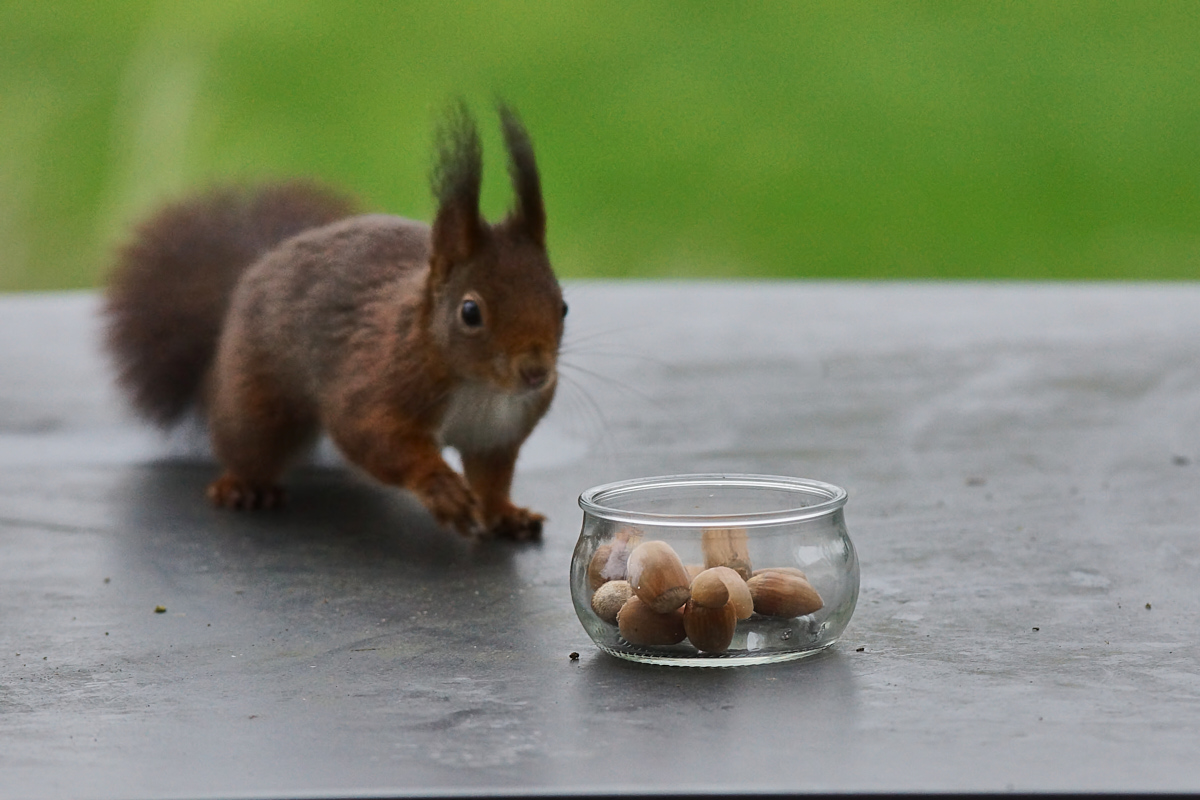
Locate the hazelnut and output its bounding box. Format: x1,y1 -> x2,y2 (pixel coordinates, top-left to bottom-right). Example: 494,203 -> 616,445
701,527 -> 752,580
587,544 -> 614,591
586,528 -> 643,590
626,541 -> 691,613
591,580 -> 632,624
683,599 -> 737,654
617,596 -> 686,646
747,572 -> 823,618
752,566 -> 808,581
711,565 -> 754,620
689,568 -> 731,609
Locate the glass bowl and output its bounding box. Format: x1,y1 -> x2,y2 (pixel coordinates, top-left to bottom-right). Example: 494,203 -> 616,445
571,474 -> 858,667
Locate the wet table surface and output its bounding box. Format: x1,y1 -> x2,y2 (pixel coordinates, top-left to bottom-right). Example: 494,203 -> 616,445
2,283 -> 1199,798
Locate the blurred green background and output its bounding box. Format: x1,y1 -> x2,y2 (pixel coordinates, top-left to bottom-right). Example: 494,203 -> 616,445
2,1 -> 1199,291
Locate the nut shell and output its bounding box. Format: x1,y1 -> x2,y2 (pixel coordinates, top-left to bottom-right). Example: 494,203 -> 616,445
701,527 -> 752,580
689,568 -> 731,609
683,599 -> 737,654
587,544 -> 614,590
747,572 -> 823,618
752,566 -> 808,581
591,580 -> 633,624
626,541 -> 691,613
617,596 -> 687,646
711,566 -> 754,620
587,529 -> 643,590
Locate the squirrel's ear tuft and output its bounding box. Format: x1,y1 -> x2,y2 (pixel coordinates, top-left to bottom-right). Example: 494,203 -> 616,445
431,100 -> 485,268
498,103 -> 545,248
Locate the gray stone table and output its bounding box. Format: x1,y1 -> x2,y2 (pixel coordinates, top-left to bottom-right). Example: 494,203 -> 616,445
2,283 -> 1198,798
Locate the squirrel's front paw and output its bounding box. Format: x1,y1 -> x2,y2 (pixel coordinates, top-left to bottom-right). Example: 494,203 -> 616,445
488,503 -> 545,542
207,474 -> 286,510
415,470 -> 485,537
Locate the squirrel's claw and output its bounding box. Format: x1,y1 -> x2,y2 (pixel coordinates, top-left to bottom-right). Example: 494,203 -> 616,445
207,474 -> 286,510
415,469 -> 485,538
488,505 -> 545,542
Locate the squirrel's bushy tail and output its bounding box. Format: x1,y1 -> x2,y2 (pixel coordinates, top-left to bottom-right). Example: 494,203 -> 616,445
104,181 -> 355,426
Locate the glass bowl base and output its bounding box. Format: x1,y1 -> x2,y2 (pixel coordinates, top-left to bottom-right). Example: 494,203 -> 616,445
595,638 -> 839,668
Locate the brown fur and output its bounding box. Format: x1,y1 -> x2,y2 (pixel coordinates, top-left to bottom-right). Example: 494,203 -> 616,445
104,105 -> 564,540
104,181 -> 356,426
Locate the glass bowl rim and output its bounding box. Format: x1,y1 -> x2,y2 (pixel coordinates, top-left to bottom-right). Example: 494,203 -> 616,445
577,473 -> 848,528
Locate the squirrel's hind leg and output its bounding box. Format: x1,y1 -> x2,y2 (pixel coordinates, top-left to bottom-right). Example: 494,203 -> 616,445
205,364 -> 319,511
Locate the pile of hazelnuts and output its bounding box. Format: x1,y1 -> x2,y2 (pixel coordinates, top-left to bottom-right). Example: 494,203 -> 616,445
587,528 -> 823,654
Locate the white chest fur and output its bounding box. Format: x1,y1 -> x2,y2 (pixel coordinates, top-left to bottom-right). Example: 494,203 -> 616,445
438,382 -> 536,454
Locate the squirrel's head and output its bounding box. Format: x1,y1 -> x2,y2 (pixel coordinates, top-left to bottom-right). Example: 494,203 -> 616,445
427,102 -> 565,396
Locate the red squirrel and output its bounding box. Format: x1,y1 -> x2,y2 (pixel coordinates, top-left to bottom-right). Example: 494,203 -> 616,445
104,103 -> 565,541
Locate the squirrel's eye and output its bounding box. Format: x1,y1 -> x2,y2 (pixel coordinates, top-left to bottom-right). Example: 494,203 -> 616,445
460,298 -> 483,327
561,301 -> 569,319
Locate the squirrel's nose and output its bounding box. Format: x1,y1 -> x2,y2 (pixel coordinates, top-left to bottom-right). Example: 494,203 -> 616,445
520,364 -> 550,390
